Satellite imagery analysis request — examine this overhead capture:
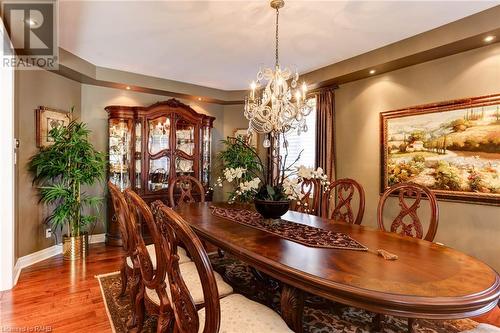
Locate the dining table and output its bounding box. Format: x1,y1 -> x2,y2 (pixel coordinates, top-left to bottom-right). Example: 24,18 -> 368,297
174,202 -> 500,333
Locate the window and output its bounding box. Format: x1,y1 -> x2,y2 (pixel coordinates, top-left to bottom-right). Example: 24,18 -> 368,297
280,97 -> 317,169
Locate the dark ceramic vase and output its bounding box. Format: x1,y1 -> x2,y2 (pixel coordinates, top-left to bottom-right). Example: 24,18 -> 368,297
254,199 -> 290,219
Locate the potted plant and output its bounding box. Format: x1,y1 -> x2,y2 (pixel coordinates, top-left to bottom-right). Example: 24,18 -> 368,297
29,111 -> 105,260
216,138 -> 328,219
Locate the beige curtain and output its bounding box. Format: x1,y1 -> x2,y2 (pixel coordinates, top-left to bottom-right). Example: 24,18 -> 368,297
315,88 -> 336,181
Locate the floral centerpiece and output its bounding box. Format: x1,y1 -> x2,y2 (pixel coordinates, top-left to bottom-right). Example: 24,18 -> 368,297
217,138 -> 328,218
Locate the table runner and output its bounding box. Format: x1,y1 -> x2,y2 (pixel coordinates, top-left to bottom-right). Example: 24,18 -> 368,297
209,205 -> 367,251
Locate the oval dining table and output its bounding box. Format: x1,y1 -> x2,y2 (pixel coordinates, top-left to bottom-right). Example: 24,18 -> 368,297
174,202 -> 500,333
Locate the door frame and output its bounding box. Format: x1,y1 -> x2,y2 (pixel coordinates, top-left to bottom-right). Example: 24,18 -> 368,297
0,19 -> 16,291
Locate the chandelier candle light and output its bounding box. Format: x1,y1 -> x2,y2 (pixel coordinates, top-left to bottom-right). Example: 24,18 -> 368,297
244,0 -> 313,149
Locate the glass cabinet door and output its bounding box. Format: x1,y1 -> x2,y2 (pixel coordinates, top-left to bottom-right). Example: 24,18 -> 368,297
176,118 -> 195,156
201,124 -> 211,188
147,115 -> 171,192
148,156 -> 170,191
134,121 -> 142,189
148,116 -> 170,155
174,117 -> 197,177
109,119 -> 132,191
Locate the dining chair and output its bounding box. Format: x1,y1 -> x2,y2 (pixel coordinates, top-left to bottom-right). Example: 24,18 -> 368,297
169,175 -> 205,208
321,178 -> 366,225
154,203 -> 294,333
376,182 -> 439,332
108,182 -> 135,297
108,182 -> 143,328
377,182 -> 439,242
169,175 -> 226,257
290,178 -> 321,216
124,190 -> 233,333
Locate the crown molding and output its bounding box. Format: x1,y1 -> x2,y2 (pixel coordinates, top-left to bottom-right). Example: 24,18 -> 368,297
302,6 -> 500,89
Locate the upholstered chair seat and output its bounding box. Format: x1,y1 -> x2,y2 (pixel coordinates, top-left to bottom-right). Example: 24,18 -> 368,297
144,261 -> 233,306
197,293 -> 292,333
460,324 -> 500,333
125,244 -> 190,268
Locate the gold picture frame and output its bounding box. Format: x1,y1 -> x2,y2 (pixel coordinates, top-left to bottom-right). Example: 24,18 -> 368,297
36,106 -> 71,148
380,94 -> 500,206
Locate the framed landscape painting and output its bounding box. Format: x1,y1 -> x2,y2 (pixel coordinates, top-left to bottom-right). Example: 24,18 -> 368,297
380,94 -> 500,205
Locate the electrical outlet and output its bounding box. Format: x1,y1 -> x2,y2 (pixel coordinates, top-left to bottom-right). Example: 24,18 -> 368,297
45,228 -> 52,238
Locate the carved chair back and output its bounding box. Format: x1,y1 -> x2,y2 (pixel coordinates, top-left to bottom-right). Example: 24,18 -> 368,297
169,175 -> 206,208
153,202 -> 220,333
377,182 -> 439,242
321,178 -> 365,225
290,178 -> 321,216
124,189 -> 169,299
108,181 -> 136,255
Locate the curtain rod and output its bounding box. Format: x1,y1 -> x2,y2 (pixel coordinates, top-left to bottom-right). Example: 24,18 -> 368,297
308,84 -> 339,96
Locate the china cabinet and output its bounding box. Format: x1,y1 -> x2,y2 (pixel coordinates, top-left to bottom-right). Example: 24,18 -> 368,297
106,99 -> 215,245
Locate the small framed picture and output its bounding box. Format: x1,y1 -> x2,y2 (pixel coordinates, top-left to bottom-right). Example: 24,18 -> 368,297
233,128 -> 257,148
36,106 -> 71,148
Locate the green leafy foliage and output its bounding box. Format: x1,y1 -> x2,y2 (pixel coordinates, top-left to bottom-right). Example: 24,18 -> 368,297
412,154 -> 426,163
255,184 -> 287,201
408,130 -> 425,143
450,118 -> 471,132
217,136 -> 304,202
433,161 -> 462,191
468,169 -> 484,192
29,112 -> 105,237
218,138 -> 263,182
387,158 -> 425,186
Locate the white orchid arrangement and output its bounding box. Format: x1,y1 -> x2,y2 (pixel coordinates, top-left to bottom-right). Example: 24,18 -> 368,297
282,166 -> 330,200
216,167 -> 261,203
217,138 -> 330,204
217,165 -> 328,203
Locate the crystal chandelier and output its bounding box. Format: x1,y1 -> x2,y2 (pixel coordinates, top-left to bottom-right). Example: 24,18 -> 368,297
244,0 -> 313,148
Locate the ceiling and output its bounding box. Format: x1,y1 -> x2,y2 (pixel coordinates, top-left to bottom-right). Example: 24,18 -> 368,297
59,1 -> 499,90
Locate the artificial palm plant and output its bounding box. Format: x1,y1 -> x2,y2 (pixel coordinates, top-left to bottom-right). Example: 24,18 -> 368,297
29,111 -> 105,258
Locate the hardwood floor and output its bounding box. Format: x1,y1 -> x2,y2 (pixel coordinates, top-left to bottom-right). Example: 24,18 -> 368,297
0,244 -> 124,332
0,243 -> 498,332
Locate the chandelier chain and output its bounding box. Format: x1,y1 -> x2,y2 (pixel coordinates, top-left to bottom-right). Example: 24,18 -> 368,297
275,7 -> 279,68
244,0 -> 312,146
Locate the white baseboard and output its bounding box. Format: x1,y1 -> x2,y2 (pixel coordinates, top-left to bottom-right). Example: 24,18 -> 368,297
12,233 -> 107,286
89,233 -> 106,244
14,244 -> 62,285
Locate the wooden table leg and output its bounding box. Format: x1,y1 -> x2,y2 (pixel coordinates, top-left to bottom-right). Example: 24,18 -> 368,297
250,267 -> 280,307
372,313 -> 384,332
408,318 -> 415,333
280,284 -> 304,333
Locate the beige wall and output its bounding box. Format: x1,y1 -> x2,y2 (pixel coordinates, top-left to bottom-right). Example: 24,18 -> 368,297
221,104 -> 247,139
15,70 -> 82,258
335,43 -> 500,272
